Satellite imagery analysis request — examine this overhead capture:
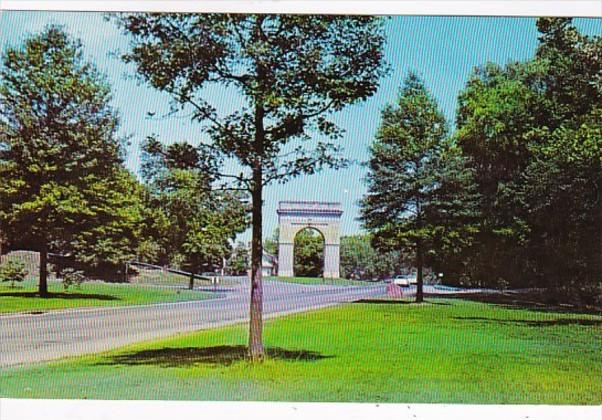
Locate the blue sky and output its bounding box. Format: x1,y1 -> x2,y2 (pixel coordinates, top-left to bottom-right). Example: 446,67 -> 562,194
1,12 -> 600,241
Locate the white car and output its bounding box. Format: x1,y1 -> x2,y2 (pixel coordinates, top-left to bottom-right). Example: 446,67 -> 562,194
392,275 -> 410,287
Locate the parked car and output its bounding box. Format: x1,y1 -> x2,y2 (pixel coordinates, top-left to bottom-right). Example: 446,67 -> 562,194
392,275 -> 410,287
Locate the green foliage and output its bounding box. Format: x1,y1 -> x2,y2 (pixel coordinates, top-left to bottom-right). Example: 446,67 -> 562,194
339,234 -> 404,280
69,169 -> 151,280
293,229 -> 324,277
227,242 -> 250,276
114,14 -> 388,189
0,26 -> 142,285
455,18 -> 601,302
0,26 -> 122,245
360,73 -> 479,293
0,259 -> 28,287
141,140 -> 249,274
60,268 -> 85,290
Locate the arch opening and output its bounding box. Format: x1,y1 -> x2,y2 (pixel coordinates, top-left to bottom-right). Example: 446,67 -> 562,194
293,227 -> 325,278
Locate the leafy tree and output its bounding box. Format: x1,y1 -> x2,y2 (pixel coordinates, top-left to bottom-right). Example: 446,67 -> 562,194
0,26 -> 127,296
141,139 -> 249,276
115,14 -> 387,359
263,228 -> 279,257
455,18 -> 601,304
360,73 -> 478,302
227,242 -> 250,276
527,19 -> 600,302
340,234 -> 404,280
67,169 -> 151,281
455,59 -> 545,287
293,228 -> 324,277
520,19 -> 601,304
0,259 -> 28,287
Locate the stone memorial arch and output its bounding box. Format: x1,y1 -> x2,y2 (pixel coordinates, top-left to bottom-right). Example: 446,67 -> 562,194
277,201 -> 343,278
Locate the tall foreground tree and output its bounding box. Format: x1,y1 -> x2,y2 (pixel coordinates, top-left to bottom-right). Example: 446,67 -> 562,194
0,27 -> 127,296
360,74 -> 478,302
115,14 -> 387,359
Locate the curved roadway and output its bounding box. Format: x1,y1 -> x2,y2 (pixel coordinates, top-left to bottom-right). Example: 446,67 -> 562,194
1,279 -> 385,368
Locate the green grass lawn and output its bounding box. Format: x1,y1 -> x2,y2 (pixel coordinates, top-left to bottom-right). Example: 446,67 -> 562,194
2,298 -> 601,403
0,280 -> 214,314
130,267 -> 193,286
267,276 -> 371,286
132,268 -> 242,287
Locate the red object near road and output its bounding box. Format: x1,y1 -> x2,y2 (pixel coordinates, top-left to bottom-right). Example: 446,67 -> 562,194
387,283 -> 403,299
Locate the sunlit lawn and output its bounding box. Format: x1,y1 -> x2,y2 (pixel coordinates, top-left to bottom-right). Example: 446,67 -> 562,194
0,280 -> 214,314
2,298 -> 600,404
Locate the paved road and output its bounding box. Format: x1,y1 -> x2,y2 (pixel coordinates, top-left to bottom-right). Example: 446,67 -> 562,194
1,279 -> 384,368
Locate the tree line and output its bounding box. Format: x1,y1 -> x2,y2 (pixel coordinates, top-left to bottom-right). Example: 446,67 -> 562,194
264,229 -> 406,280
0,26 -> 248,296
360,18 -> 601,307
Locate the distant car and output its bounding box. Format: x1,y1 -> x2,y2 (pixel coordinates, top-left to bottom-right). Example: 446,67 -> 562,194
392,275 -> 410,287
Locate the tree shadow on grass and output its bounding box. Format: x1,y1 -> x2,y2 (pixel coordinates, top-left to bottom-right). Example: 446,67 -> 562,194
0,291 -> 120,301
98,345 -> 333,368
426,292 -> 601,315
354,299 -> 451,306
453,316 -> 602,328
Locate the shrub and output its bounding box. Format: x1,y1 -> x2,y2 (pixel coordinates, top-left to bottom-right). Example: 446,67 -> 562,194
61,268 -> 86,290
0,260 -> 28,287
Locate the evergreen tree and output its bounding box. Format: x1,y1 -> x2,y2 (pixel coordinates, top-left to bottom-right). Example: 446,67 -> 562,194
0,26 -> 129,295
361,73 -> 478,302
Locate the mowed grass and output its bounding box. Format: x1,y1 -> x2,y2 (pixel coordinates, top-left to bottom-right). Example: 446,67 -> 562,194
2,298 -> 601,403
267,276 -> 371,286
130,267 -> 193,286
0,280 -> 214,314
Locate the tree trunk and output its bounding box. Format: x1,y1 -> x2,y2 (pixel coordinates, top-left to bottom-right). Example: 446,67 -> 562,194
39,247 -> 49,298
416,240 -> 424,303
248,178 -> 264,360
248,82 -> 265,360
188,274 -> 194,290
